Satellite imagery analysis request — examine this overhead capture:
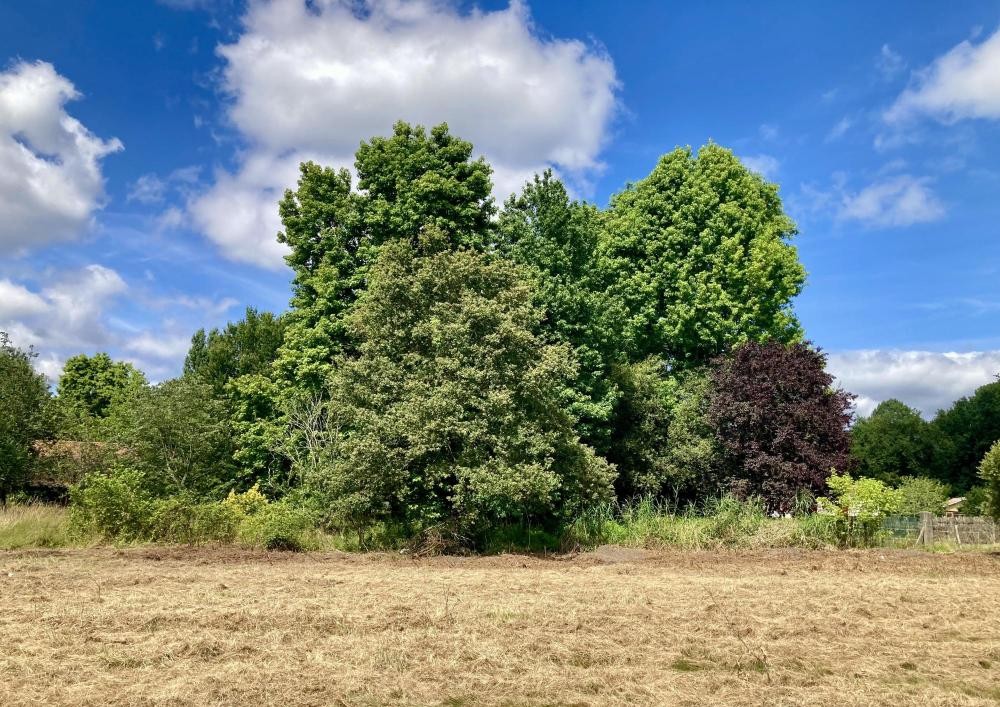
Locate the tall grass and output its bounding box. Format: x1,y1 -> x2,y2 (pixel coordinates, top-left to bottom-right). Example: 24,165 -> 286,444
0,504 -> 77,549
562,494 -> 837,551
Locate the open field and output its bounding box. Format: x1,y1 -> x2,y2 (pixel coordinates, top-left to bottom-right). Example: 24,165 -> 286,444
1,547 -> 999,706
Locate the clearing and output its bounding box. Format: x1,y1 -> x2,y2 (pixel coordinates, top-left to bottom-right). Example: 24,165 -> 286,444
1,547 -> 999,705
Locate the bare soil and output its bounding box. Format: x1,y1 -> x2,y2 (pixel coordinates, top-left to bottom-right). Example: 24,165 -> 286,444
2,546 -> 999,705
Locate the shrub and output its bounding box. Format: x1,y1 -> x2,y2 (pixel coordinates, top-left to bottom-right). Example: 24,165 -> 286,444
704,494 -> 766,543
817,472 -> 902,547
149,497 -> 243,544
896,477 -> 949,515
979,440 -> 1000,520
962,485 -> 990,517
69,467 -> 156,542
237,502 -> 316,551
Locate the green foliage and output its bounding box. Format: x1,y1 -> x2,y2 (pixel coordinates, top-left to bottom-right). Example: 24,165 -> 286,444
103,377 -> 236,496
896,476 -> 949,515
69,467 -> 155,542
317,237 -> 614,536
851,399 -> 949,486
977,439 -> 1000,520
0,332 -> 53,502
184,307 -> 285,393
498,171 -> 623,450
275,121 -> 496,391
57,352 -> 146,419
599,144 -> 805,368
962,485 -> 990,517
608,361 -> 720,500
932,379 -> 1000,491
237,501 -> 316,551
817,472 -> 902,546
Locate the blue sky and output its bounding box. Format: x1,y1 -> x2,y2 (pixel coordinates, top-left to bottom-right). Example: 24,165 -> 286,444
1,0 -> 999,417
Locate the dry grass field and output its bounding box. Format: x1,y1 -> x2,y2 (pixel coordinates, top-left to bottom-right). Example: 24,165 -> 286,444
1,547 -> 999,706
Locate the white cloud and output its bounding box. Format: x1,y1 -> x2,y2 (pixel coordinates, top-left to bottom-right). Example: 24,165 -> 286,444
825,116 -> 852,142
885,27 -> 1000,123
838,175 -> 945,227
0,265 -> 128,380
876,44 -> 906,80
190,0 -> 619,269
0,61 -> 122,252
828,350 -> 1000,418
740,154 -> 779,179
124,332 -> 192,361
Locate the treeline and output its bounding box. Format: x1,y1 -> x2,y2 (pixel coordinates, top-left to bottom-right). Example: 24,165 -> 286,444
2,121 -> 998,546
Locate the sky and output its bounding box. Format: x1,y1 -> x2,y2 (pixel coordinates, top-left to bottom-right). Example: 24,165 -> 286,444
1,0 -> 999,418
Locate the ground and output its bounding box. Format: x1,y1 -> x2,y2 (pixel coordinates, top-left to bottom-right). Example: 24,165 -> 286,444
1,547 -> 999,706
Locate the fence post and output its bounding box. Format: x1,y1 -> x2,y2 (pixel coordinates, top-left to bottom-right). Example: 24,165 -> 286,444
919,511 -> 934,547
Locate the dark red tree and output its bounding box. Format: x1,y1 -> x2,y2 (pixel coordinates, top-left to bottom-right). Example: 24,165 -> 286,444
708,341 -> 855,511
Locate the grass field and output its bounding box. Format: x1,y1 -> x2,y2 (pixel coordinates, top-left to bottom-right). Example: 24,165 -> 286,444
2,547 -> 999,705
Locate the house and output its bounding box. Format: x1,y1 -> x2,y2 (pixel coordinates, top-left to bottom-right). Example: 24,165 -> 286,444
943,497 -> 966,516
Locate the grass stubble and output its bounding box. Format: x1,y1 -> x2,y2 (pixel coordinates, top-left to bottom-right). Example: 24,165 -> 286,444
1,546 -> 999,706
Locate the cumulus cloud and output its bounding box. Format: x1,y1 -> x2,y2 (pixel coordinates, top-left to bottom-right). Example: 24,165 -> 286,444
190,0 -> 619,269
0,61 -> 122,252
0,265 -> 127,353
740,154 -> 779,179
885,27 -> 1000,123
838,175 -> 945,227
0,265 -> 233,382
827,350 -> 1000,418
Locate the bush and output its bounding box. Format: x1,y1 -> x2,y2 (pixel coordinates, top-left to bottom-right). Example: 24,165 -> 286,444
817,472 -> 902,547
896,477 -> 949,515
979,440 -> 1000,520
237,501 -> 316,551
69,467 -> 156,542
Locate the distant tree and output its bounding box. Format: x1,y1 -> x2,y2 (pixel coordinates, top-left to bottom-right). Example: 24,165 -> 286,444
708,341 -> 855,511
57,353 -> 146,419
0,333 -> 53,503
317,233 -> 614,536
184,307 -> 286,393
851,399 -> 950,486
497,171 -> 624,451
599,144 -> 805,368
931,379 -> 1000,491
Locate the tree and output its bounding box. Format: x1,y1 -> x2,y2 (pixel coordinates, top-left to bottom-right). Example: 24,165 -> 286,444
978,439 -> 1000,520
599,144 -> 805,368
184,307 -> 286,393
708,341 -> 855,511
931,379 -> 1000,491
497,171 -> 624,450
57,353 -> 146,419
316,234 -> 614,536
851,399 -> 950,486
607,360 -> 720,501
104,378 -> 236,497
0,333 -> 52,503
275,121 -> 495,390
896,476 -> 950,515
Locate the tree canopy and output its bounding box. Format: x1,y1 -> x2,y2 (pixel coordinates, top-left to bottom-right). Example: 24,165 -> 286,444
599,144 -> 805,368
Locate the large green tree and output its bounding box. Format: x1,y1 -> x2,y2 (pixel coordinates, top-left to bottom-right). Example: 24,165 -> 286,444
57,353 -> 146,419
275,121 -> 495,390
599,144 -> 805,368
851,399 -> 949,486
497,171 -> 623,450
931,379 -> 1000,491
0,333 -> 52,502
316,233 -> 614,536
184,307 -> 286,394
